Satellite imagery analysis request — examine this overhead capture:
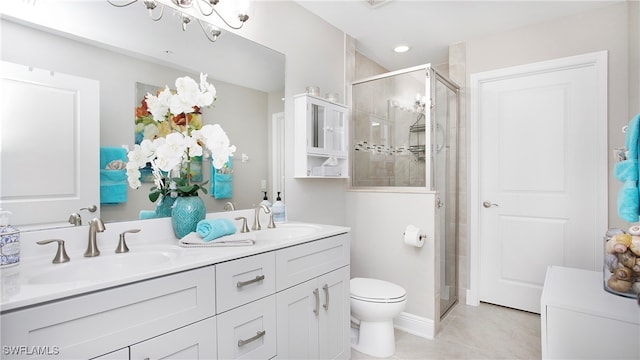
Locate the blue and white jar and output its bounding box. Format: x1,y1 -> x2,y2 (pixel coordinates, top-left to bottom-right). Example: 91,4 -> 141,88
0,210 -> 20,268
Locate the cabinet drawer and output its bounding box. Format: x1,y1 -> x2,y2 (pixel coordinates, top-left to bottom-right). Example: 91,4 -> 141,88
276,233 -> 350,291
217,295 -> 277,360
130,316 -> 217,360
1,266 -> 216,360
216,252 -> 276,313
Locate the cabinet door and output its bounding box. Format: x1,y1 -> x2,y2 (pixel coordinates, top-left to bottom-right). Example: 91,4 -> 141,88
307,99 -> 346,157
318,267 -> 351,360
129,317 -> 217,360
276,278 -> 320,359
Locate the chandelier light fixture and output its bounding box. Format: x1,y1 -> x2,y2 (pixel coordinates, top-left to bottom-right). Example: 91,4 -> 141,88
106,0 -> 250,42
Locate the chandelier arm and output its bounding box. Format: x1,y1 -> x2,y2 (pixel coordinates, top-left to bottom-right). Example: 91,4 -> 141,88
106,0 -> 139,7
194,0 -> 215,17
149,4 -> 165,21
209,7 -> 245,30
197,19 -> 219,42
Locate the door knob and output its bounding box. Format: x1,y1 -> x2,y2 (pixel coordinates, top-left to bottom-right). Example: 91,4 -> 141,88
483,201 -> 499,208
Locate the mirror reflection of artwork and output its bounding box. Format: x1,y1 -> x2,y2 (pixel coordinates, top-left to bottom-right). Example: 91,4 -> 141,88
134,82 -> 203,183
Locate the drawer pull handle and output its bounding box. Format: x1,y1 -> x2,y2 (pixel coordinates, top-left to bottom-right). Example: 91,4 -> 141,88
322,284 -> 329,310
313,288 -> 320,315
237,275 -> 265,288
237,330 -> 266,347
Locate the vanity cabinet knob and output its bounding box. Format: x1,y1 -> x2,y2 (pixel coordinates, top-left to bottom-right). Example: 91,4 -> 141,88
116,229 -> 140,253
36,239 -> 70,264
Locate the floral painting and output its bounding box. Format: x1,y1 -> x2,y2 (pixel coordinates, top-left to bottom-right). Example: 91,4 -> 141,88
134,82 -> 203,182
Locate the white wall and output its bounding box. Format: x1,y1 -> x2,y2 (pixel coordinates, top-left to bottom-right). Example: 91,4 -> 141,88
346,191 -> 436,320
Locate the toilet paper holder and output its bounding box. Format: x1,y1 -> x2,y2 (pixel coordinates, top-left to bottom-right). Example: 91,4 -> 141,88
403,225 -> 426,247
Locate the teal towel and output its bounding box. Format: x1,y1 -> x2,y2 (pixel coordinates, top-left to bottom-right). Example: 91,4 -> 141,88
211,159 -> 232,198
139,210 -> 157,220
617,113 -> 640,222
100,146 -> 127,168
100,147 -> 128,204
614,159 -> 639,181
213,172 -> 233,199
196,218 -> 236,242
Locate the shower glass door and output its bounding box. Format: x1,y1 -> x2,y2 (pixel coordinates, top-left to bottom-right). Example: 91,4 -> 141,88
351,67 -> 428,187
432,70 -> 459,318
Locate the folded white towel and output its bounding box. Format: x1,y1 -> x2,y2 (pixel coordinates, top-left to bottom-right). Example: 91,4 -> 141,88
179,232 -> 256,248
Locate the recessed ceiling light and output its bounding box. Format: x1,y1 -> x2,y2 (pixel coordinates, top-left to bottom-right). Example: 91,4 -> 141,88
393,45 -> 410,53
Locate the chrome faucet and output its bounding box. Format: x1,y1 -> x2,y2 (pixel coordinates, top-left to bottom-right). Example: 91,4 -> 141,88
85,218 -> 105,257
252,204 -> 271,231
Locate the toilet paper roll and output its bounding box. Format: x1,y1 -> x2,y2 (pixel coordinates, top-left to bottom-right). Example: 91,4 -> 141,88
404,225 -> 424,248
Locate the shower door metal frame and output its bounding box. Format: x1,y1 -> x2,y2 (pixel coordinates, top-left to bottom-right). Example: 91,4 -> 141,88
430,68 -> 461,318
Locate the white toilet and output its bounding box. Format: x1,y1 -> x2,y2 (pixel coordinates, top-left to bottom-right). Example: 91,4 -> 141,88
350,277 -> 407,358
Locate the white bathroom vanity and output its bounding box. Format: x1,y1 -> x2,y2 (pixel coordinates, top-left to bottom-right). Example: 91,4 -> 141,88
0,214 -> 351,359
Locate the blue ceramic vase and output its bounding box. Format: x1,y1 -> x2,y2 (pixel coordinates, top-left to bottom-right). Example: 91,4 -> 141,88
171,196 -> 206,238
155,195 -> 176,218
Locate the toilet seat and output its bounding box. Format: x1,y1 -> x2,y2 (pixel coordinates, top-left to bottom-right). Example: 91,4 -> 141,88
350,277 -> 406,303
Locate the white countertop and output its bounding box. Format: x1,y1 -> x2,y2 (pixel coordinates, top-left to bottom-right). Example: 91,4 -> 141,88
0,212 -> 349,313
541,266 -> 639,324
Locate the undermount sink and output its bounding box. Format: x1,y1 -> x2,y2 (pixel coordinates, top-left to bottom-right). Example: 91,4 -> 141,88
254,223 -> 323,241
27,248 -> 180,285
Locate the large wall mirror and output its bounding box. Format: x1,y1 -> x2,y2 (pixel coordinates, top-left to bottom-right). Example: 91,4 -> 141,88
0,1 -> 285,229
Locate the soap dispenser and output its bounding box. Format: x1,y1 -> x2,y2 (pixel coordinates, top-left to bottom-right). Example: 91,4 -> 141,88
272,192 -> 287,223
260,191 -> 272,208
0,209 -> 20,267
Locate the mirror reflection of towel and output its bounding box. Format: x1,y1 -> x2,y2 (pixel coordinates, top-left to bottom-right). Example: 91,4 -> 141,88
100,146 -> 128,204
211,159 -> 233,199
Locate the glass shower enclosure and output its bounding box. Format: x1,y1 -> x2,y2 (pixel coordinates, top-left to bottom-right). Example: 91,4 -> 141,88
351,64 -> 460,317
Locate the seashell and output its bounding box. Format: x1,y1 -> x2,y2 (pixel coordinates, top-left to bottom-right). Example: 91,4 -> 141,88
605,254 -> 619,273
618,250 -> 637,269
607,277 -> 632,293
630,236 -> 640,257
105,160 -> 127,170
606,238 -> 617,254
628,225 -> 640,236
632,282 -> 640,295
606,228 -> 626,240
612,234 -> 632,253
614,266 -> 634,281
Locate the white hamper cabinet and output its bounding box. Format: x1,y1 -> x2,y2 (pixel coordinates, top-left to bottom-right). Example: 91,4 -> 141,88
540,266 -> 640,359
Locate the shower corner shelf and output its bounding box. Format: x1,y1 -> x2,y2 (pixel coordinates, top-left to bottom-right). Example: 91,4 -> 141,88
293,94 -> 349,179
409,122 -> 426,161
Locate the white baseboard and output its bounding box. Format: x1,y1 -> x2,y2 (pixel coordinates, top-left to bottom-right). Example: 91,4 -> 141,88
393,312 -> 434,340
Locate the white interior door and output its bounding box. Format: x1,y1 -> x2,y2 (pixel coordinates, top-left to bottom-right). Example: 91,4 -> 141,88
469,52 -> 607,313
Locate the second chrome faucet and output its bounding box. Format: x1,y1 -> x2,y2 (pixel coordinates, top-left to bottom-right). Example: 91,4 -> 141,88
252,204 -> 276,231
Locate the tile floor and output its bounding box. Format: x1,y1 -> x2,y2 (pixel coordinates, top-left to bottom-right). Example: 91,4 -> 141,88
351,302 -> 542,359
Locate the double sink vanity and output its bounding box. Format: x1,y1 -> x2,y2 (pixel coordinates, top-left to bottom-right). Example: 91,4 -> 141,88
0,210 -> 351,359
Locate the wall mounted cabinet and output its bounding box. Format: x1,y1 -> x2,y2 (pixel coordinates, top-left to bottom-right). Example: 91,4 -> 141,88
294,94 -> 349,178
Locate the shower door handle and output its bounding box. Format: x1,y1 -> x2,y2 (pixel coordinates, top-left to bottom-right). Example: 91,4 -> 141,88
482,201 -> 499,208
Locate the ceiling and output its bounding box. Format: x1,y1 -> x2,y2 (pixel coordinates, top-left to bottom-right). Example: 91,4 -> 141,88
294,0 -> 622,71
